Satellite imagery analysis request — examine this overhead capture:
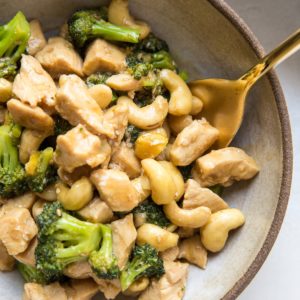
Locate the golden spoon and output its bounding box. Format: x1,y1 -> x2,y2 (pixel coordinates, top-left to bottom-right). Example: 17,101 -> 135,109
189,29 -> 300,149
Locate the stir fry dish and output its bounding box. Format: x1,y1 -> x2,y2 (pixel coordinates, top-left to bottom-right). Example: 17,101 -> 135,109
0,1 -> 260,299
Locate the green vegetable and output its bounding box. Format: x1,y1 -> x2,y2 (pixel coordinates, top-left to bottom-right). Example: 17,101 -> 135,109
25,147 -> 57,193
35,202 -> 102,283
0,113 -> 27,198
86,72 -> 114,87
134,33 -> 169,53
89,224 -> 120,280
68,9 -> 140,48
0,12 -> 30,79
133,201 -> 170,228
151,51 -> 176,70
17,262 -> 48,284
120,244 -> 165,291
53,115 -> 73,136
124,125 -> 141,144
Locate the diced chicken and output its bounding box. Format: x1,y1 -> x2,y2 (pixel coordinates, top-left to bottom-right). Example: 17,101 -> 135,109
103,102 -> 128,143
183,179 -> 228,212
106,74 -> 140,91
27,20 -> 47,56
36,37 -> 83,79
23,282 -> 67,300
0,207 -> 38,255
192,147 -> 260,187
1,192 -> 36,212
178,236 -> 207,269
63,260 -> 93,279
91,169 -> 139,212
160,246 -> 179,262
177,227 -> 195,239
0,78 -> 12,103
167,115 -> 193,135
0,240 -> 15,271
77,197 -> 114,223
139,261 -> 189,300
14,237 -> 37,267
110,142 -> 141,179
170,119 -> 219,166
56,75 -> 115,137
57,166 -> 93,186
55,125 -> 109,173
83,39 -> 126,75
7,99 -> 54,134
65,279 -> 99,300
111,214 -> 137,269
92,278 -> 121,300
12,55 -> 56,107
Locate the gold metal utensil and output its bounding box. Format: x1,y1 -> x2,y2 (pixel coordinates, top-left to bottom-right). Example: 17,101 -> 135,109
189,29 -> 300,149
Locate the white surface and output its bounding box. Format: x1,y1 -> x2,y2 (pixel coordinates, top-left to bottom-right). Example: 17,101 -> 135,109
226,0 -> 300,299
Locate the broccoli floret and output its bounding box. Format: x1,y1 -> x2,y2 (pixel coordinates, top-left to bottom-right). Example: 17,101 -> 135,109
133,201 -> 170,228
25,147 -> 57,193
86,72 -> 114,86
0,12 -> 30,79
53,115 -> 73,136
35,202 -> 102,282
68,9 -> 140,48
124,125 -> 141,144
120,244 -> 165,291
0,114 -> 27,198
89,224 -> 120,280
17,262 -> 48,284
209,185 -> 224,196
134,33 -> 169,53
151,51 -> 176,70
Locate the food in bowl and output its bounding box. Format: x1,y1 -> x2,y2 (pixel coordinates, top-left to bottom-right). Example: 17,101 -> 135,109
0,0 -> 260,299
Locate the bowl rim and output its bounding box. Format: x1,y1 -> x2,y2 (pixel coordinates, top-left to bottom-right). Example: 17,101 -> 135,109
206,0 -> 293,299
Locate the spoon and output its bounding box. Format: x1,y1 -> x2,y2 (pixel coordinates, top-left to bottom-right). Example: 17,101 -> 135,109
189,29 -> 300,149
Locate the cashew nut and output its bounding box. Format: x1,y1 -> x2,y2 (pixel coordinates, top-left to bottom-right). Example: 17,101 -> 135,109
108,0 -> 151,39
134,128 -> 168,159
201,208 -> 245,253
131,175 -> 151,203
137,223 -> 179,251
163,201 -> 211,228
36,183 -> 57,201
0,78 -> 12,103
32,199 -> 46,220
56,177 -> 93,211
168,114 -> 193,135
191,95 -> 203,115
158,161 -> 184,201
160,69 -> 192,116
141,159 -> 176,205
88,84 -> 113,109
124,277 -> 149,296
106,74 -> 140,91
118,95 -> 168,130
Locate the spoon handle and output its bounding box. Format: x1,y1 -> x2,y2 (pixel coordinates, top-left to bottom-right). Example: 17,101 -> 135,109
240,29 -> 300,86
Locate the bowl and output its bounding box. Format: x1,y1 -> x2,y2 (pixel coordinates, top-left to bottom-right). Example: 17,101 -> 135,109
0,0 -> 293,299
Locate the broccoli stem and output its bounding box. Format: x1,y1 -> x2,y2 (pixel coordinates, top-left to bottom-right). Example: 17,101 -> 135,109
92,20 -> 140,43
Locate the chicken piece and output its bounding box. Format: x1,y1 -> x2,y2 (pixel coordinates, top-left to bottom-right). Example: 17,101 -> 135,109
1,193 -> 36,213
111,214 -> 137,269
110,142 -> 141,179
23,282 -> 67,300
91,169 -> 139,212
178,236 -> 207,269
63,260 -> 93,279
168,115 -> 193,135
139,261 -> 189,300
14,237 -> 37,267
83,39 -> 126,75
0,240 -> 15,271
65,279 -> 99,300
77,197 -> 114,224
55,125 -> 109,173
183,179 -> 228,213
0,207 -> 38,255
7,99 -> 54,134
0,78 -> 12,103
177,227 -> 195,239
36,37 -> 83,79
103,102 -> 128,143
12,55 -> 56,107
27,20 -> 47,56
57,166 -> 93,186
192,147 -> 260,187
160,246 -> 179,262
92,278 -> 121,300
170,119 -> 219,166
56,75 -> 115,137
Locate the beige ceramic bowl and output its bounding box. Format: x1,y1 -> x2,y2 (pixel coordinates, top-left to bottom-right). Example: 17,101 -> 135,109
0,0 -> 293,299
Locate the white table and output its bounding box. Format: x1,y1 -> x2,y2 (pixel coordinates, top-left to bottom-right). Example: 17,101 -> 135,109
226,0 -> 300,299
